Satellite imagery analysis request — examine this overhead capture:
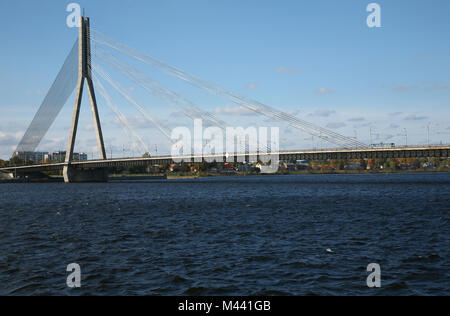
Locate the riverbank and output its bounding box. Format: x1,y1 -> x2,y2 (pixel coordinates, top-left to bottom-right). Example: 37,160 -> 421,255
167,168 -> 450,179
109,174 -> 167,181
0,178 -> 64,184
1,169 -> 448,183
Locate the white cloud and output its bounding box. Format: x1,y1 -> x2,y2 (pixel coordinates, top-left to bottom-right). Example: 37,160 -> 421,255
276,66 -> 301,74
347,117 -> 365,122
214,105 -> 255,116
394,85 -> 410,92
382,134 -> 395,141
326,122 -> 346,129
309,109 -> 336,117
245,83 -> 258,90
111,116 -> 149,130
284,127 -> 294,135
287,109 -> 301,116
404,114 -> 428,121
0,132 -> 20,146
316,87 -> 335,95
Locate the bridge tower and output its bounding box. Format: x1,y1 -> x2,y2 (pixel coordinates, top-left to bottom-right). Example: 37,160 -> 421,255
63,16 -> 108,183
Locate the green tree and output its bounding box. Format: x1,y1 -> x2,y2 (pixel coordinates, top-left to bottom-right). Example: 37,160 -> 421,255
360,159 -> 367,170
374,158 -> 385,169
438,159 -> 448,171
142,152 -> 151,158
431,157 -> 441,167
389,159 -> 397,170
199,161 -> 209,172
9,156 -> 23,166
410,158 -> 420,169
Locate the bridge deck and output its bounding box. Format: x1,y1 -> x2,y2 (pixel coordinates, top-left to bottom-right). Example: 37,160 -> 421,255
1,146 -> 449,173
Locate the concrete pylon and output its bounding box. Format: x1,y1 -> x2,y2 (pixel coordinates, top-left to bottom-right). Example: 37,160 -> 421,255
63,17 -> 108,183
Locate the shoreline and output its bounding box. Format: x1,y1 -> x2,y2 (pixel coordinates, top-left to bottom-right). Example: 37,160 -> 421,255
1,169 -> 449,183
167,169 -> 450,179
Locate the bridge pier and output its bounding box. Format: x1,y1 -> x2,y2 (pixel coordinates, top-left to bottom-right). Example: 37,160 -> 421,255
63,165 -> 108,183
0,171 -> 13,180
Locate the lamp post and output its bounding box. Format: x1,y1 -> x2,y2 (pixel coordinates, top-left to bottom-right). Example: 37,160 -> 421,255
305,136 -> 314,150
403,128 -> 408,147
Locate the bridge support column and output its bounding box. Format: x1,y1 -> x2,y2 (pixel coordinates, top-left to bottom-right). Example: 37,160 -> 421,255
63,16 -> 107,183
63,165 -> 108,183
0,171 -> 13,180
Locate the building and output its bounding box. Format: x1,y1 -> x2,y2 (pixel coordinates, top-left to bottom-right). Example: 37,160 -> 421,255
296,160 -> 310,170
280,162 -> 296,171
45,151 -> 88,162
12,151 -> 48,164
346,162 -> 362,170
44,152 -> 64,162
76,152 -> 88,161
238,163 -> 252,172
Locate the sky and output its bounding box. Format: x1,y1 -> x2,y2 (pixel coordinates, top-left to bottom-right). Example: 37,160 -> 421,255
0,0 -> 449,159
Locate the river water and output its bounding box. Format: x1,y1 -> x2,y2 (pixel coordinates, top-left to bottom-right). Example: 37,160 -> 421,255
0,173 -> 449,295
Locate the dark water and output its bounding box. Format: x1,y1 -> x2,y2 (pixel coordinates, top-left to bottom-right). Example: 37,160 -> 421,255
0,173 -> 449,296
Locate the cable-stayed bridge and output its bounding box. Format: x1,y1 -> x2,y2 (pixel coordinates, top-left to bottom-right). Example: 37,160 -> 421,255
2,16 -> 449,182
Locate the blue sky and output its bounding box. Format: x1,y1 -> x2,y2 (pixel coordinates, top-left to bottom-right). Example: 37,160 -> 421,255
0,0 -> 449,159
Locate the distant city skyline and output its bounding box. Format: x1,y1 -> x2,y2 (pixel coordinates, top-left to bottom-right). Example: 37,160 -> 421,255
1,0 -> 450,160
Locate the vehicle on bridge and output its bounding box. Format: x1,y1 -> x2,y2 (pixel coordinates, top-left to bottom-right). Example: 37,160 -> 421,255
370,143 -> 396,149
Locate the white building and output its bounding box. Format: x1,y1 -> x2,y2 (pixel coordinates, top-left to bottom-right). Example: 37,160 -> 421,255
12,151 -> 48,164
45,151 -> 88,162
